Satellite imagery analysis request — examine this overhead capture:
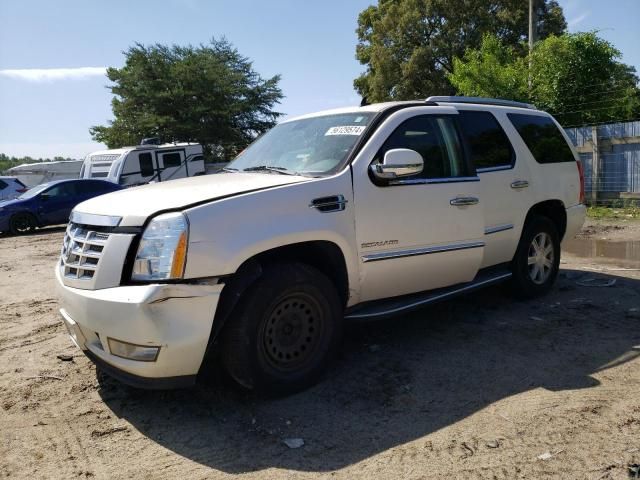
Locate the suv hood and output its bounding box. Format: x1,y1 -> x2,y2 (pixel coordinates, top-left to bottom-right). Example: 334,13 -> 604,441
73,172 -> 309,227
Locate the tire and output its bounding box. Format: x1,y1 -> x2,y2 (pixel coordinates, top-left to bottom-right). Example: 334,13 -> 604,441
510,215 -> 561,299
9,213 -> 36,235
221,262 -> 343,394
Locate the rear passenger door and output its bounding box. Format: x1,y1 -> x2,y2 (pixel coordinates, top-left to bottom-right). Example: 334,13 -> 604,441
457,110 -> 533,268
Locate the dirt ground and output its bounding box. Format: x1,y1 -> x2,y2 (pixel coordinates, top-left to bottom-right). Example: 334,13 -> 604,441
1,219 -> 639,480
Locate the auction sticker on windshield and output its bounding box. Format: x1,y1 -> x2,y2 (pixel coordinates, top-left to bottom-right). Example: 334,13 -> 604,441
325,126 -> 366,136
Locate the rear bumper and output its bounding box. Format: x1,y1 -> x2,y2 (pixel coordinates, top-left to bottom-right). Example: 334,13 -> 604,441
564,204 -> 587,241
55,267 -> 224,388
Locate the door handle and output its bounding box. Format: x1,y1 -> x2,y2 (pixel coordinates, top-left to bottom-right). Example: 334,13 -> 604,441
450,196 -> 479,206
511,180 -> 529,189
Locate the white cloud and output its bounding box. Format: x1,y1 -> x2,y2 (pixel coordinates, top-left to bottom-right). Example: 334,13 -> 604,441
0,67 -> 107,82
568,11 -> 590,28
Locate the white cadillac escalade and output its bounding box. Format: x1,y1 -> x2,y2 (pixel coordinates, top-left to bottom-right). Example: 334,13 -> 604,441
56,97 -> 586,393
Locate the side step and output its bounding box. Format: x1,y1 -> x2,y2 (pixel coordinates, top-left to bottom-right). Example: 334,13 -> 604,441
344,264 -> 512,321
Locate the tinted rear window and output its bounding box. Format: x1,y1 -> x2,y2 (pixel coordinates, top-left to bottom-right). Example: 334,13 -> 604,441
507,113 -> 575,164
458,111 -> 513,170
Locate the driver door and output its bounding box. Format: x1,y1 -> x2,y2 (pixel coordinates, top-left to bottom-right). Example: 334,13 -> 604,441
353,111 -> 485,302
38,182 -> 78,225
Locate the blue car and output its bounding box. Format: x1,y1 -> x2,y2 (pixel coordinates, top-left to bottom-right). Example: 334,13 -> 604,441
0,179 -> 122,235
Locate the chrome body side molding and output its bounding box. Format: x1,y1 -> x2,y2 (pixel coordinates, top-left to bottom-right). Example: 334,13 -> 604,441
484,224 -> 514,235
361,241 -> 485,263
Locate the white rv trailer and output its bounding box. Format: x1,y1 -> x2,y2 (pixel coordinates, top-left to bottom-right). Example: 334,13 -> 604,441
80,143 -> 205,186
6,160 -> 84,187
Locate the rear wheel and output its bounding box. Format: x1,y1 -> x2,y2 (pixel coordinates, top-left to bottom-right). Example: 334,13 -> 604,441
510,215 -> 561,298
9,213 -> 36,235
221,263 -> 342,394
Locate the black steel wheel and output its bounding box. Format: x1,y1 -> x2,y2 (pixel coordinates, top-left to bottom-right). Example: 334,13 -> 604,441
221,263 -> 342,394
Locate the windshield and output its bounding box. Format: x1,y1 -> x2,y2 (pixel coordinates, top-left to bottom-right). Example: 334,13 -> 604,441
18,183 -> 50,199
227,112 -> 375,175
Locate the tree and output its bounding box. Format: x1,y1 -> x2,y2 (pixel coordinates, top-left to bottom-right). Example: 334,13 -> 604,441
90,39 -> 283,160
354,0 -> 566,102
448,32 -> 640,126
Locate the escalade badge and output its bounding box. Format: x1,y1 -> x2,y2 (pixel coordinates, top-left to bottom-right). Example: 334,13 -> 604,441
361,240 -> 399,249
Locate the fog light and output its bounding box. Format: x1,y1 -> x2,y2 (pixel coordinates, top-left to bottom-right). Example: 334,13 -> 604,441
107,338 -> 160,362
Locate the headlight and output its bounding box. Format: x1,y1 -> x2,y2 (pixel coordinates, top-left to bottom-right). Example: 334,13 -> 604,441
132,212 -> 189,281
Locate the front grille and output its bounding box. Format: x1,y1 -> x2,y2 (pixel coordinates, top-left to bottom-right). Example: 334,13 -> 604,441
60,223 -> 110,280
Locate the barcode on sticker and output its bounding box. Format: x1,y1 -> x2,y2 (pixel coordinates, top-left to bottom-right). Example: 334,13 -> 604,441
325,126 -> 366,136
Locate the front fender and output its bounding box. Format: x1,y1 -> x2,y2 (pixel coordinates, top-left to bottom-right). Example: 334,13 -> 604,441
183,173 -> 361,304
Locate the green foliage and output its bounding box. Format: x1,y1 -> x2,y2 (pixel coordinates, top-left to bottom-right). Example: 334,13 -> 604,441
354,0 -> 566,102
449,35 -> 528,101
90,38 -> 283,160
448,32 -> 640,126
587,205 -> 640,219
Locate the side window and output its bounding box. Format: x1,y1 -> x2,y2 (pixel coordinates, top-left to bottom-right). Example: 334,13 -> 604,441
376,115 -> 469,181
507,113 -> 575,164
162,152 -> 182,168
76,181 -> 109,194
0,180 -> 7,190
45,183 -> 76,198
139,153 -> 155,177
458,111 -> 514,170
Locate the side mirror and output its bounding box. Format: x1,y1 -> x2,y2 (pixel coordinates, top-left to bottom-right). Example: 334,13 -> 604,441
370,148 -> 424,180
39,193 -> 50,201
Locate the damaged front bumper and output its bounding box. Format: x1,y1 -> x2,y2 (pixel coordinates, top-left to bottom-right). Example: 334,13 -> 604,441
55,267 -> 224,389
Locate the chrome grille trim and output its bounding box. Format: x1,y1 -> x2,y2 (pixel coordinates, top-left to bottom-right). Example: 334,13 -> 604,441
69,211 -> 122,227
60,223 -> 110,280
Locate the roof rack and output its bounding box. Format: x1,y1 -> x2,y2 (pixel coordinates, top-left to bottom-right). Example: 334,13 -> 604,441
426,96 -> 536,110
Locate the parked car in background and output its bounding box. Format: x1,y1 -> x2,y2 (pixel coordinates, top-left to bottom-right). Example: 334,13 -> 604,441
80,142 -> 205,186
0,179 -> 122,235
0,176 -> 28,201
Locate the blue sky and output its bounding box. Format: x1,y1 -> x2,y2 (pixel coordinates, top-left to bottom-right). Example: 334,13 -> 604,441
0,0 -> 638,159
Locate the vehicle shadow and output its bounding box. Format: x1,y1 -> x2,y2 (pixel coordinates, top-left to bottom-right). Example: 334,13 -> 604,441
97,269 -> 640,473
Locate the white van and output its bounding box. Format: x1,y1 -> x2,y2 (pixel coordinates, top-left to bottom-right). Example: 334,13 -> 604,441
79,143 -> 205,186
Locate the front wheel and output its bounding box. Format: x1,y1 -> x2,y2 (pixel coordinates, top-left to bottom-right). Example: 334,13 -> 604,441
9,213 -> 36,235
510,215 -> 561,298
221,263 -> 343,394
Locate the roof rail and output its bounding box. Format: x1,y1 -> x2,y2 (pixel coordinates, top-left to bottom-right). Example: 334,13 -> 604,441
426,96 -> 536,110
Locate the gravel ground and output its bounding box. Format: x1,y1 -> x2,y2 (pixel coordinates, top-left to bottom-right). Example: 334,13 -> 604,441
1,220 -> 639,480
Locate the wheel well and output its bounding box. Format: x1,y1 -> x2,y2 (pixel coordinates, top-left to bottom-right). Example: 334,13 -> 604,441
198,241 -> 350,377
246,241 -> 349,306
525,200 -> 567,239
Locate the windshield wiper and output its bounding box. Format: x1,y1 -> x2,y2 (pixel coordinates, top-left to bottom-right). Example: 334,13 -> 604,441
242,165 -> 299,176
222,167 -> 239,172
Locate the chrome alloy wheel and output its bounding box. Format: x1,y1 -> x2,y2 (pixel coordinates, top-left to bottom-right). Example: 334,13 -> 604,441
527,232 -> 555,285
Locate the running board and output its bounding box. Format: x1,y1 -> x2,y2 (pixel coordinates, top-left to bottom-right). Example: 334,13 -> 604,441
344,265 -> 512,321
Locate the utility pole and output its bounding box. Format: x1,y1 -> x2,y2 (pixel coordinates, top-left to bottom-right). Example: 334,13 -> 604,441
528,0 -> 537,91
